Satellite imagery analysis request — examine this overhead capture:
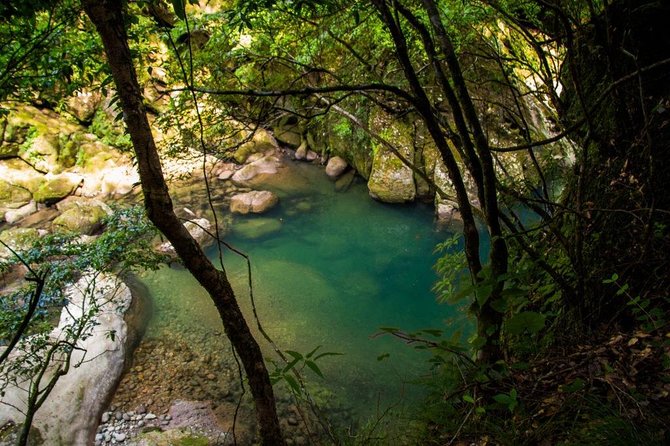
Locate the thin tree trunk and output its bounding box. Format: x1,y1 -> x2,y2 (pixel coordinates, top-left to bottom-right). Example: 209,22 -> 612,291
421,0 -> 508,361
370,0 -> 482,278
82,1 -> 283,443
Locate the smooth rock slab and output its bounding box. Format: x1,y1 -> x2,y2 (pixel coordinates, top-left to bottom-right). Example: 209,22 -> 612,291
0,274 -> 133,446
230,190 -> 279,214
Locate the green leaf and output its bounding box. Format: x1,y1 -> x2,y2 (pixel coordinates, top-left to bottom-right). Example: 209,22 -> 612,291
304,360 -> 324,378
506,311 -> 546,335
283,374 -> 301,394
313,351 -> 343,361
562,378 -> 585,393
285,350 -> 303,360
171,0 -> 186,20
462,394 -> 475,404
305,345 -> 321,358
377,353 -> 390,361
475,283 -> 493,307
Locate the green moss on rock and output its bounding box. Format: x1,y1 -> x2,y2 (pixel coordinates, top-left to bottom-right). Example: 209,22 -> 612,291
33,176 -> 81,205
52,203 -> 108,235
0,227 -> 39,258
0,180 -> 32,208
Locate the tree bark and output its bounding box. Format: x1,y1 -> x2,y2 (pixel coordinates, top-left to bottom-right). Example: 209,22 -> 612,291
82,1 -> 283,443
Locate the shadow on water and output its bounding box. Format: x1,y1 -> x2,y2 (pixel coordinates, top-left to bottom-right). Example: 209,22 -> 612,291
140,160 -> 470,421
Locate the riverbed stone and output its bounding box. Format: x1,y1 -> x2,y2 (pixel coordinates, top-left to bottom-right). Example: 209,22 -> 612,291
231,154 -> 279,183
325,156 -> 348,178
230,190 -> 279,214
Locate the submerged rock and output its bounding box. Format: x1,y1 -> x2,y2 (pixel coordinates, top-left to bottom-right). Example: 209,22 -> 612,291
233,217 -> 282,239
230,190 -> 279,214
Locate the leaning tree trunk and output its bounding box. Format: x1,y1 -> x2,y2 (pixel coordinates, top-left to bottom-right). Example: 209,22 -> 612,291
82,1 -> 283,444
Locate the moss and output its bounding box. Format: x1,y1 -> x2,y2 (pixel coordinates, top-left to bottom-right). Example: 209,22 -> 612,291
33,177 -> 78,204
0,227 -> 39,257
89,109 -> 132,151
52,204 -> 108,235
176,436 -> 210,446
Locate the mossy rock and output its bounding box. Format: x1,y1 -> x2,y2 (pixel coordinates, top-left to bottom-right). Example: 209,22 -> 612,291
233,129 -> 278,163
0,180 -> 32,208
0,227 -> 39,258
52,203 -> 109,235
33,175 -> 81,205
19,133 -> 60,173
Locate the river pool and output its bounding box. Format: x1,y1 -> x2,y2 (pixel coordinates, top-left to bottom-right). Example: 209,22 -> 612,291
138,159 -> 467,422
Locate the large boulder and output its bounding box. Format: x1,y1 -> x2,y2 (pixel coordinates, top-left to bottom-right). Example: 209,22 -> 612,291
325,156 -> 348,178
367,148 -> 416,203
232,129 -> 278,163
230,190 -> 279,214
19,133 -> 60,173
367,111 -> 416,203
231,154 -> 279,183
66,90 -> 102,123
0,274 -> 134,445
52,198 -> 112,235
32,173 -> 82,205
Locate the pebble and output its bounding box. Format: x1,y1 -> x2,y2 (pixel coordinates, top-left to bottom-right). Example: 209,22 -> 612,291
136,404 -> 146,414
287,416 -> 298,426
114,432 -> 126,442
144,413 -> 157,420
101,412 -> 110,423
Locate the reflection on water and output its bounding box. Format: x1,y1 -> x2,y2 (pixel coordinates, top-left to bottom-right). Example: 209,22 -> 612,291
141,161 -> 467,419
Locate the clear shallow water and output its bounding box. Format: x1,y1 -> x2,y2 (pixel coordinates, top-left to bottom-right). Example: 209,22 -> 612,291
141,161 -> 468,419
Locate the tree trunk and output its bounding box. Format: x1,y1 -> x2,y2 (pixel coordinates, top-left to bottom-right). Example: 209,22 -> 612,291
82,1 -> 283,443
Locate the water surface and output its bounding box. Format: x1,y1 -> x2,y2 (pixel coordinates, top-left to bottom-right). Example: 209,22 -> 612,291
141,161 -> 466,419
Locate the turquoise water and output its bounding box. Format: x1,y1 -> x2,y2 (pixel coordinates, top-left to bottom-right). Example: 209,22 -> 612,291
141,161 -> 467,419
